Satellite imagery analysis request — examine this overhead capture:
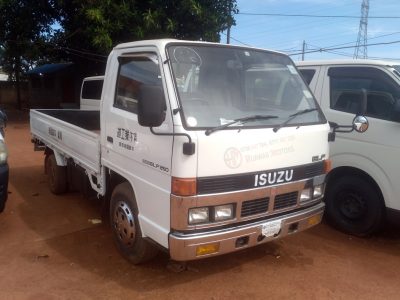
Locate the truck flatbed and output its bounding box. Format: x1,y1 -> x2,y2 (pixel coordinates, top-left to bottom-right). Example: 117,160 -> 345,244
30,109 -> 101,174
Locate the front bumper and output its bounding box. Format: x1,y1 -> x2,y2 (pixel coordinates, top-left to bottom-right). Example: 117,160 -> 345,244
0,163 -> 9,212
169,201 -> 324,261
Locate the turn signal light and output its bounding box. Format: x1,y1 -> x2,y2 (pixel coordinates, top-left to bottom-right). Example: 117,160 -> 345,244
172,177 -> 197,196
324,159 -> 332,174
196,243 -> 220,256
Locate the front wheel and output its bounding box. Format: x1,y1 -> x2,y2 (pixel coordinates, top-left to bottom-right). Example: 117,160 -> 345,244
110,182 -> 158,264
325,175 -> 384,236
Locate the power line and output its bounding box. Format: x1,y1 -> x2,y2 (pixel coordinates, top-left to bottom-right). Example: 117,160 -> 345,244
220,32 -> 253,47
237,12 -> 400,19
289,40 -> 400,56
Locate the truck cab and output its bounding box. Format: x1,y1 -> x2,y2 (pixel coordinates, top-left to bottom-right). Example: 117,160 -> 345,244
32,40 -> 333,263
297,59 -> 400,235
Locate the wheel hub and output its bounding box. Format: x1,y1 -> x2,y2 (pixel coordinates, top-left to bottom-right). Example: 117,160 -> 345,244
339,191 -> 367,220
113,201 -> 136,246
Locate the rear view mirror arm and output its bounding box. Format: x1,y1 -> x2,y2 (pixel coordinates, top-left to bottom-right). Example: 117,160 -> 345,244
150,127 -> 195,156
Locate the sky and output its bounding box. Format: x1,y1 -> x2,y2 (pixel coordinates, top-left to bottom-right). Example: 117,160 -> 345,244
223,0 -> 400,62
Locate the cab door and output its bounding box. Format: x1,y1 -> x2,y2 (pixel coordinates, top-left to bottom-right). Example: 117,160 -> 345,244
101,48 -> 173,247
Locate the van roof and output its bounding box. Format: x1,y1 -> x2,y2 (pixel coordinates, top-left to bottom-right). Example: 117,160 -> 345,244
296,59 -> 400,68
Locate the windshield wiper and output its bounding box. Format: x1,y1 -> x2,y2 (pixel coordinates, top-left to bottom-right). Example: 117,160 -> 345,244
205,115 -> 278,136
273,108 -> 318,133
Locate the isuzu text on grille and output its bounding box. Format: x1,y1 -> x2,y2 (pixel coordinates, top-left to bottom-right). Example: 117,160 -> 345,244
254,170 -> 294,187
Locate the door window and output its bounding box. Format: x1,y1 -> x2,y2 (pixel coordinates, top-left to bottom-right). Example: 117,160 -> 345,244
114,54 -> 161,114
329,67 -> 400,121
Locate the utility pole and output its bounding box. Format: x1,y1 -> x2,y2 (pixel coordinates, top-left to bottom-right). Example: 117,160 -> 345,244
354,0 -> 369,59
226,1 -> 232,44
302,40 -> 306,61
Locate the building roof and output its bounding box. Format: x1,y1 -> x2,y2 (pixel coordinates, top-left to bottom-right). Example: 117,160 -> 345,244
26,63 -> 73,75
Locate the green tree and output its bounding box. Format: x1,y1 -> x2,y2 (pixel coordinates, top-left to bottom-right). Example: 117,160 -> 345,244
54,0 -> 238,64
0,0 -> 57,109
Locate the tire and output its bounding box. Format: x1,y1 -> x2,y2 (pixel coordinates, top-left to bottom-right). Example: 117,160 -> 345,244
110,182 -> 158,264
325,175 -> 384,236
0,199 -> 5,213
45,154 -> 67,194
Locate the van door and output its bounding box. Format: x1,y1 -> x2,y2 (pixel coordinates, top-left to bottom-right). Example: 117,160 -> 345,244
322,65 -> 400,224
102,49 -> 173,247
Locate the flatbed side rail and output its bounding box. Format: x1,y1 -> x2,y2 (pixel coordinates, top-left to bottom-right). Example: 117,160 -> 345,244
30,109 -> 101,174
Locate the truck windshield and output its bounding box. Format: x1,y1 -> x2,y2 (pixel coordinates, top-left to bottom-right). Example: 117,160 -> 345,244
167,44 -> 324,130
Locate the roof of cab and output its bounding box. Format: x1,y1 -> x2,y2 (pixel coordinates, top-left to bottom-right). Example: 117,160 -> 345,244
296,59 -> 400,67
113,39 -> 286,56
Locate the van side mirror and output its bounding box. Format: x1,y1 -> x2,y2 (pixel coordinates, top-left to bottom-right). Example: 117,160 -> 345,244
328,115 -> 369,142
353,115 -> 369,133
137,85 -> 166,127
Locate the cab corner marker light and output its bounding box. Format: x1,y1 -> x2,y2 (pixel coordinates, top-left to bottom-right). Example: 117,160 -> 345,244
172,177 -> 197,196
196,243 -> 220,256
324,159 -> 332,174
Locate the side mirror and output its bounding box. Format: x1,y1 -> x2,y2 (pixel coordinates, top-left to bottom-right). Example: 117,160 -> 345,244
328,115 -> 369,142
353,115 -> 369,133
137,85 -> 166,127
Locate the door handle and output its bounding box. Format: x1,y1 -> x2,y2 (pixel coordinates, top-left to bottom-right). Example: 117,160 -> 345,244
107,136 -> 113,143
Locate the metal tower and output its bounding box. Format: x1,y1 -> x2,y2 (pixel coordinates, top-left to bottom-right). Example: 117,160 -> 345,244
354,0 -> 370,59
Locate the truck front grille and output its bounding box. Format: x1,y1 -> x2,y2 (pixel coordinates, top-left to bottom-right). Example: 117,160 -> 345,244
241,198 -> 270,217
240,191 -> 299,218
274,192 -> 298,210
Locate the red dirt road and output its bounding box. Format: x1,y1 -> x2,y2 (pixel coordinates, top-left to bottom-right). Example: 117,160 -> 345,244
0,111 -> 399,299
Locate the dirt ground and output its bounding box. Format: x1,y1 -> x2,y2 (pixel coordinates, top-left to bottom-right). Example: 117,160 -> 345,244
0,110 -> 399,300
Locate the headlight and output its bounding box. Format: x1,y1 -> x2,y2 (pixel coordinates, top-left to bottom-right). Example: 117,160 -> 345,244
300,188 -> 312,203
188,207 -> 209,224
214,204 -> 234,222
313,184 -> 324,198
0,140 -> 7,164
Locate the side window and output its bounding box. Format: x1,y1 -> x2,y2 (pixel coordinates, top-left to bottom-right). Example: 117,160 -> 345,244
114,54 -> 161,114
299,69 -> 316,85
329,67 -> 400,121
82,80 -> 103,100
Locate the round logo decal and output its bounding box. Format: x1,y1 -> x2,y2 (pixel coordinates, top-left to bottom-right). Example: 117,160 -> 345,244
224,147 -> 242,169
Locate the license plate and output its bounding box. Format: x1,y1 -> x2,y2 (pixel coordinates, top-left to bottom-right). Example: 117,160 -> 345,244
261,220 -> 282,237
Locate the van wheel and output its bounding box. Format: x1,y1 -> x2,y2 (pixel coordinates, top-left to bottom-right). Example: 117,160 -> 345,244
110,182 -> 158,264
45,154 -> 67,194
325,175 -> 384,236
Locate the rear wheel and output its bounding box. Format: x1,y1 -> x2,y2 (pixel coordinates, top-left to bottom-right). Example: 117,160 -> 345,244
45,154 -> 67,194
325,175 -> 384,236
110,182 -> 158,264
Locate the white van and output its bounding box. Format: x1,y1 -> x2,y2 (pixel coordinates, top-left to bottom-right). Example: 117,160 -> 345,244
80,76 -> 104,110
297,59 -> 400,235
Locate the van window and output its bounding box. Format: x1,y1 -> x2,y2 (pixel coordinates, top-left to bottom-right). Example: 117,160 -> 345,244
329,67 -> 400,122
299,69 -> 316,85
82,80 -> 103,100
114,54 -> 162,114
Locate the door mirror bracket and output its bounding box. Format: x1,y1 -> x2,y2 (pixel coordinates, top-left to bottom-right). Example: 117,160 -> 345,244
328,115 -> 369,142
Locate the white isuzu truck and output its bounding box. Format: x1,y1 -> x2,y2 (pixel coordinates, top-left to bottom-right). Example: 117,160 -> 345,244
30,40 -> 364,264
